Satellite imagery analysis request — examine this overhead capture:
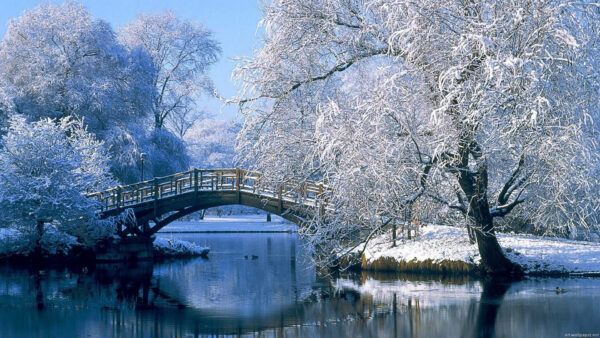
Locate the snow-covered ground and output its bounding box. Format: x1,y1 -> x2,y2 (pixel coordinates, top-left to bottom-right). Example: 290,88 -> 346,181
363,225 -> 600,275
158,215 -> 297,233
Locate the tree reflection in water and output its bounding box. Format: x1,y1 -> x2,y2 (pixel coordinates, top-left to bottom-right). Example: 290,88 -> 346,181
0,234 -> 599,337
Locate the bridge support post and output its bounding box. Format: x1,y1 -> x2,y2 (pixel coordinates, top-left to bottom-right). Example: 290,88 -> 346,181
278,185 -> 283,214
153,179 -> 158,218
318,184 -> 324,217
116,186 -> 122,211
200,170 -> 204,190
236,168 -> 241,204
142,220 -> 150,234
194,169 -> 199,199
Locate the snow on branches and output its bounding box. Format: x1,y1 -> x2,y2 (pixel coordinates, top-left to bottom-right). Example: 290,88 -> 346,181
234,0 -> 600,271
0,116 -> 113,254
119,11 -> 221,132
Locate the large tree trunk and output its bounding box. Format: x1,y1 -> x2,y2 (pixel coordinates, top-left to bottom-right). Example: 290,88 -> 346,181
472,204 -> 522,276
154,113 -> 164,130
458,159 -> 522,276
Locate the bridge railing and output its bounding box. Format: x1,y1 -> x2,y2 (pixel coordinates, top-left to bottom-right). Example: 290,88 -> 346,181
89,168 -> 329,212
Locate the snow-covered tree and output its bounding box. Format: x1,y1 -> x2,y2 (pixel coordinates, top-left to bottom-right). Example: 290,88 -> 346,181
0,1 -> 155,132
185,119 -> 240,169
0,2 -> 198,184
0,116 -> 113,255
103,124 -> 190,184
119,11 -> 221,132
0,2 -> 159,184
146,128 -> 190,177
235,1 -> 600,274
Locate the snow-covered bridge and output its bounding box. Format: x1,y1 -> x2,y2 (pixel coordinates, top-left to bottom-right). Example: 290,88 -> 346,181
89,169 -> 326,237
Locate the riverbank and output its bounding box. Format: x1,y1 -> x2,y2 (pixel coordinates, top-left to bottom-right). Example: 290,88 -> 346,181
0,228 -> 210,263
3,217 -> 599,276
158,215 -> 298,233
361,225 -> 600,276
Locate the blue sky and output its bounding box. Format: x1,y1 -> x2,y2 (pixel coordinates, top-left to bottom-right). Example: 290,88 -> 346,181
0,0 -> 263,121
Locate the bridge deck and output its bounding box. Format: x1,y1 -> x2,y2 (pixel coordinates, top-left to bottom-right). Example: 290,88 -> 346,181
89,169 -> 328,232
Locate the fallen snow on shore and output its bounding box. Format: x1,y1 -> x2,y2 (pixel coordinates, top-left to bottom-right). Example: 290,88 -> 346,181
499,232 -> 600,274
363,225 -> 600,274
159,215 -> 297,233
153,237 -> 209,257
363,226 -> 481,266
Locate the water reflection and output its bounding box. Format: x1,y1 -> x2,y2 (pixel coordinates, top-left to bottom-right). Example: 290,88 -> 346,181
0,233 -> 598,337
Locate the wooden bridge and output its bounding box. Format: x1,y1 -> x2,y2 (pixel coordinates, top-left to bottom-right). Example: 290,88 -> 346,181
89,168 -> 327,237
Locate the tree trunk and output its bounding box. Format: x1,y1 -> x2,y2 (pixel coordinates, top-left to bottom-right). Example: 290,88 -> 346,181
33,220 -> 45,259
472,212 -> 522,276
458,160 -> 522,276
154,114 -> 163,130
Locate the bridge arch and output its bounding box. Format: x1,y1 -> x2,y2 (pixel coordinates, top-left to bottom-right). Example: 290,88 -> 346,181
91,169 -> 324,236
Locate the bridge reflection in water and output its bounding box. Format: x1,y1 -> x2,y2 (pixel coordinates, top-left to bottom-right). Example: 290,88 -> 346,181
0,233 -> 599,337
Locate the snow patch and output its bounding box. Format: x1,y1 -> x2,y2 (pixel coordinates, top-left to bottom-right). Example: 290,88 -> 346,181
362,225 -> 481,266
363,225 -> 600,274
153,237 -> 209,257
0,227 -> 79,256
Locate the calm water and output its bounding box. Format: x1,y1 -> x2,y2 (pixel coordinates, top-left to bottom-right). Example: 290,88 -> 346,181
0,232 -> 599,337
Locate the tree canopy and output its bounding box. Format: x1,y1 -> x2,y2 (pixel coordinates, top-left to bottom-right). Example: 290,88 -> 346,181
0,2 -> 155,132
0,2 -> 213,183
0,116 -> 113,254
235,0 -> 600,273
120,11 -> 221,132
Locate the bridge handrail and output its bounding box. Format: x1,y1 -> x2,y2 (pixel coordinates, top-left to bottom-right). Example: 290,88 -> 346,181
90,168 -> 330,212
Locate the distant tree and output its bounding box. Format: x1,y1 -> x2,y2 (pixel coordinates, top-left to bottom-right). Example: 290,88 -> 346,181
235,1 -> 600,274
0,116 -> 113,255
146,128 -> 190,177
185,119 -> 240,169
0,2 -> 155,132
103,124 -> 190,184
0,2 -> 158,184
120,11 -> 221,132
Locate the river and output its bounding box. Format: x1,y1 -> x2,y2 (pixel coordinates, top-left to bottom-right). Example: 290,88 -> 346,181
0,232 -> 599,337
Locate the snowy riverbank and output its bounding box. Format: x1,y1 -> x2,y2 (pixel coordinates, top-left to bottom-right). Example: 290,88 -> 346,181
158,215 -> 297,233
361,225 -> 600,275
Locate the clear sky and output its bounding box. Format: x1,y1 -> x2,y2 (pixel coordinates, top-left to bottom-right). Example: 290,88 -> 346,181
0,0 -> 263,121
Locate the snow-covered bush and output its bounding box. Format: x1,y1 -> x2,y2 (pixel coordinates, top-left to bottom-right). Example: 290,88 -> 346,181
0,228 -> 30,257
103,123 -> 190,184
102,123 -> 147,184
153,237 -> 209,258
0,225 -> 81,257
37,226 -> 80,256
83,218 -> 119,247
0,116 -> 113,254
